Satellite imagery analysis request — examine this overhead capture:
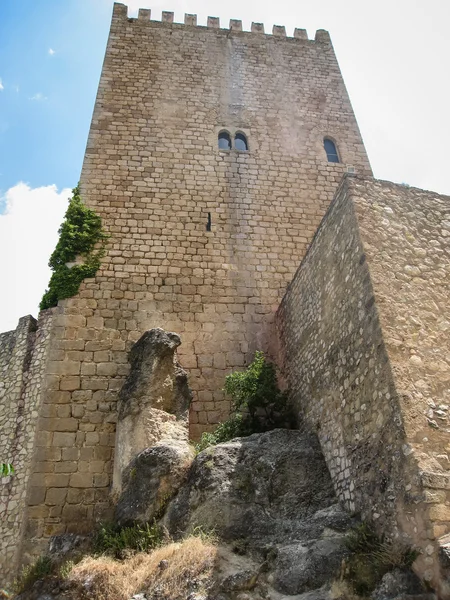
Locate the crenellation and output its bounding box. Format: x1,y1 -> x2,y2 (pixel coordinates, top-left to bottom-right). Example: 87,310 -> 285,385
315,29 -> 332,43
251,22 -> 265,34
184,13 -> 197,26
294,28 -> 308,40
207,16 -> 220,29
112,2 -> 128,18
161,10 -> 174,23
229,19 -> 243,32
138,8 -> 151,20
272,25 -> 286,37
110,3 -> 320,41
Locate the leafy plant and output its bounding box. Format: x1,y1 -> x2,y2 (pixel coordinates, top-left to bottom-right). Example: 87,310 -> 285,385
196,351 -> 291,452
59,560 -> 75,579
93,521 -> 162,558
195,414 -> 251,453
14,555 -> 53,593
40,185 -> 108,310
1,463 -> 14,477
344,522 -> 420,596
223,351 -> 289,429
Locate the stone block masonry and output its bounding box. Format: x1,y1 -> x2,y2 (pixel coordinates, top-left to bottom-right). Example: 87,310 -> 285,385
277,175 -> 450,597
0,312 -> 55,584
1,2 -> 371,580
79,2 -> 371,439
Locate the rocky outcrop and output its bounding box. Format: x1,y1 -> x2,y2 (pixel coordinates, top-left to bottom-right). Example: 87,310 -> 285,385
13,428 -> 428,600
164,429 -> 346,541
164,429 -> 356,598
113,328 -> 194,517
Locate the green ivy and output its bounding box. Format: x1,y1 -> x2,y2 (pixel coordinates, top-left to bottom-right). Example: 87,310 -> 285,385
40,185 -> 108,310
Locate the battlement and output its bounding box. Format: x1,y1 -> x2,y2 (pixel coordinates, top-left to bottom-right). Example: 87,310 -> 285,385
112,2 -> 330,42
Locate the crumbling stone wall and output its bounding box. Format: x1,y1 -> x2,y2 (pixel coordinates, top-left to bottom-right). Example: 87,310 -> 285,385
0,311 -> 54,583
18,3 -> 371,552
277,175 -> 450,596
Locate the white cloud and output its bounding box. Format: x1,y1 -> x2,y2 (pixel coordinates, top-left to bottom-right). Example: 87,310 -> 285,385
0,78 -> 4,91
29,92 -> 47,101
48,48 -> 55,56
0,183 -> 70,333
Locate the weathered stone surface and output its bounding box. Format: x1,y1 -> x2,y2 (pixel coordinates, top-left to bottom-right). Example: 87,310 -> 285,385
273,539 -> 348,595
113,328 -> 192,495
371,568 -> 427,600
116,440 -> 194,525
277,176 -> 450,596
164,429 -> 344,541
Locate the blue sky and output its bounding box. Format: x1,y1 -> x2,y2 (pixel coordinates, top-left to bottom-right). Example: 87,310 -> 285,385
0,0 -> 112,194
0,0 -> 449,332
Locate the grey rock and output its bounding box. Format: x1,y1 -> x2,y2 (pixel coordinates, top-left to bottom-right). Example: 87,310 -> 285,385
119,329 -> 190,419
116,441 -> 193,525
219,569 -> 259,592
48,533 -> 90,561
164,429 -> 349,544
371,568 -> 426,600
113,328 -> 193,496
273,538 -> 347,594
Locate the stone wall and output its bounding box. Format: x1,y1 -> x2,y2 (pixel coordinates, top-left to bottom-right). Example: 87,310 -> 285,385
277,175 -> 450,596
19,3 -> 372,551
78,3 -> 372,438
0,311 -> 54,583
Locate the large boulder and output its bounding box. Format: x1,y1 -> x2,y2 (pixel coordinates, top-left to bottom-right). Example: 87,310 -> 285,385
163,428 -> 355,598
113,328 -> 192,497
116,440 -> 194,526
164,429 -> 348,543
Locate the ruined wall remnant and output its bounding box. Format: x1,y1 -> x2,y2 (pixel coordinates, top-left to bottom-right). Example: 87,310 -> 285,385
277,175 -> 450,596
0,312 -> 55,584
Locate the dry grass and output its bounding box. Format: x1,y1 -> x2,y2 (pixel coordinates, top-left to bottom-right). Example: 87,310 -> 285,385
68,536 -> 218,600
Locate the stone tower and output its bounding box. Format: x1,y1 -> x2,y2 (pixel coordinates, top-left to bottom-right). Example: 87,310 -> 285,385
0,2 -> 371,581
81,3 -> 371,438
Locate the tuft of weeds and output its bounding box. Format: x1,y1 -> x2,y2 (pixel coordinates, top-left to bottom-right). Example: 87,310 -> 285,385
94,521 -> 162,559
59,559 -> 75,579
190,525 -> 219,545
13,555 -> 53,593
344,522 -> 420,596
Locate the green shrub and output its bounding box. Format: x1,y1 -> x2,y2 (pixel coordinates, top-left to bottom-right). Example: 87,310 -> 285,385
14,555 -> 53,593
196,351 -> 291,452
40,185 -> 108,310
344,522 -> 420,596
93,521 -> 162,558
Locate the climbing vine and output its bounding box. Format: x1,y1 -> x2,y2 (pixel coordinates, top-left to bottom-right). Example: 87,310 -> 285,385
40,185 -> 108,310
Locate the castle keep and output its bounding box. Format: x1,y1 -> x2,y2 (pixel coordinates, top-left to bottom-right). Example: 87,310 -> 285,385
1,3 -> 449,596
